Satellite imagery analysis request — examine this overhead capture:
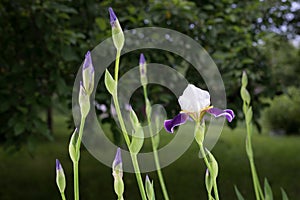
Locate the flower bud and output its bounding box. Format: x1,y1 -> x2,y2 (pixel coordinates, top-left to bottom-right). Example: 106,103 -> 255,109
242,70 -> 248,87
55,159 -> 66,194
82,51 -> 94,95
109,7 -> 124,50
145,175 -> 155,200
79,81 -> 90,118
112,148 -> 124,199
139,53 -> 148,85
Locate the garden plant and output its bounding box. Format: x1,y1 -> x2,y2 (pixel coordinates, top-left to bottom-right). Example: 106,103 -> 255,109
55,7 -> 290,200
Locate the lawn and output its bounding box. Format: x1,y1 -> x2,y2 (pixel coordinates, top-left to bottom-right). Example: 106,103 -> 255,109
0,114 -> 299,200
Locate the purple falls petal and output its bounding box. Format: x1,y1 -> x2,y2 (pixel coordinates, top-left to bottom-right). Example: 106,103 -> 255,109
164,113 -> 189,133
108,7 -> 117,26
207,107 -> 235,122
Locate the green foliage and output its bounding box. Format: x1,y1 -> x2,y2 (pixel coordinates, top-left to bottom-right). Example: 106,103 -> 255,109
263,87 -> 300,135
1,0 -> 299,150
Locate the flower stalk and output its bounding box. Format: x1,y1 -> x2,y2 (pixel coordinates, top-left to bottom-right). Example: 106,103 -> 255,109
139,54 -> 169,200
164,84 -> 235,200
70,51 -> 94,200
106,8 -> 147,200
240,71 -> 264,200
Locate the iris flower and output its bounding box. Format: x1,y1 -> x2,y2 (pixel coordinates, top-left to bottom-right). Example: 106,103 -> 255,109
164,84 -> 235,133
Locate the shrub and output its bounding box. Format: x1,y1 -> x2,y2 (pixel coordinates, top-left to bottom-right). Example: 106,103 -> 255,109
263,87 -> 300,135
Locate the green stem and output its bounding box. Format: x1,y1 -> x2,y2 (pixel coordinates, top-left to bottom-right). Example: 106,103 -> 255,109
73,117 -> 86,200
114,49 -> 121,82
246,119 -> 263,200
143,86 -> 169,200
213,180 -> 219,200
132,153 -> 147,200
197,122 -> 219,200
61,192 -> 66,200
199,142 -> 219,200
73,161 -> 79,200
112,49 -> 147,200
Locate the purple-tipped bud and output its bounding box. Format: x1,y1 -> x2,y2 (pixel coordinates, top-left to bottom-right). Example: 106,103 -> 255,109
145,174 -> 150,182
112,148 -> 123,179
56,159 -> 62,171
82,51 -> 95,95
109,7 -> 117,26
139,53 -> 146,65
113,147 -> 122,167
108,7 -> 124,50
145,174 -> 155,200
83,51 -> 92,69
139,53 -> 148,85
55,159 -> 66,193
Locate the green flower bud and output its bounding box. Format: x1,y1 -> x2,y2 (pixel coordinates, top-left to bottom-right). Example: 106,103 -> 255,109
145,175 -> 155,200
112,148 -> 124,199
139,53 -> 148,86
82,51 -> 95,95
55,159 -> 66,193
109,7 -> 124,50
79,82 -> 90,118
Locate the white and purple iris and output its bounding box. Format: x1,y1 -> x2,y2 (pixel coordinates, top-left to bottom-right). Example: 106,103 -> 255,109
164,84 -> 235,133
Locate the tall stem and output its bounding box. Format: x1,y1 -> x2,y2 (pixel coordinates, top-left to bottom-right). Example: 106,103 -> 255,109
112,49 -> 147,200
73,117 -> 86,200
246,125 -> 263,200
143,86 -> 169,200
196,121 -> 219,200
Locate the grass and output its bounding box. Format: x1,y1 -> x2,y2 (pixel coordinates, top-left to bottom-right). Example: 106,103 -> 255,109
0,114 -> 300,200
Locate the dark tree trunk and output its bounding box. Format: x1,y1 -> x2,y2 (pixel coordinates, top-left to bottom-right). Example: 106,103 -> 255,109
47,106 -> 53,134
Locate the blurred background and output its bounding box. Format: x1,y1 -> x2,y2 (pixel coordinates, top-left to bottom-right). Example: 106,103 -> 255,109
0,0 -> 299,199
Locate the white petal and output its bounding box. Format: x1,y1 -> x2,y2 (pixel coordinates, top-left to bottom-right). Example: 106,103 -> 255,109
178,84 -> 210,112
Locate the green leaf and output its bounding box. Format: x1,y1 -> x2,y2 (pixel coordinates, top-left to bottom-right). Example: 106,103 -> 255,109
234,185 -> 245,200
205,149 -> 219,179
129,108 -> 139,126
14,122 -> 25,136
104,70 -> 116,95
264,178 -> 273,200
280,188 -> 289,200
95,17 -> 107,30
129,126 -> 144,154
205,169 -> 213,195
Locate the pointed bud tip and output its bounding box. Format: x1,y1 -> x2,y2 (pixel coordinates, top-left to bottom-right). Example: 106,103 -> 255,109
83,51 -> 92,69
113,147 -> 122,167
146,174 -> 150,182
56,159 -> 61,170
108,7 -> 117,26
139,53 -> 146,65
